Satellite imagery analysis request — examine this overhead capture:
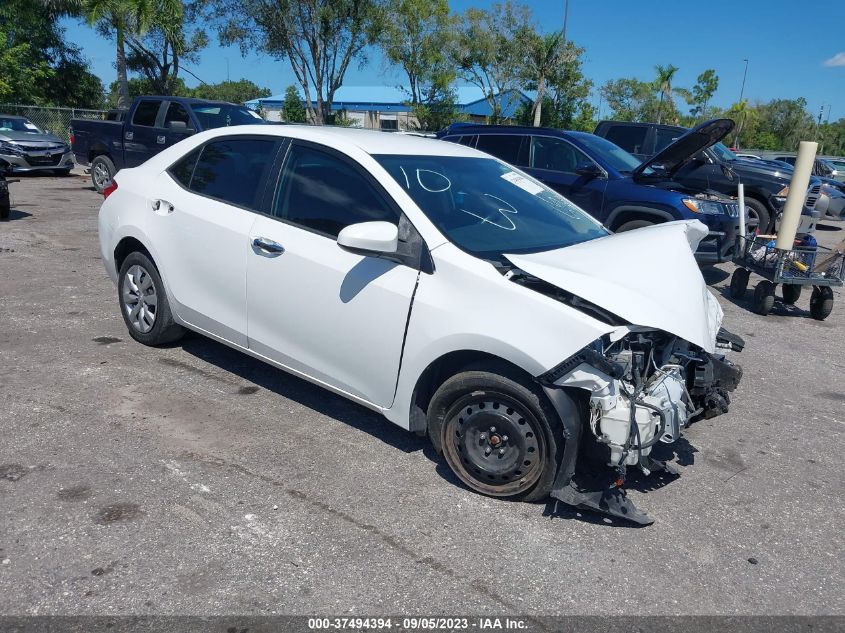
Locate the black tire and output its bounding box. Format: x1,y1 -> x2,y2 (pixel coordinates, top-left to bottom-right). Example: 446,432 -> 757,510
615,219 -> 654,233
744,197 -> 771,234
117,251 -> 185,346
91,155 -> 116,193
427,364 -> 568,502
809,286 -> 834,321
781,284 -> 802,305
729,268 -> 750,299
753,280 -> 775,315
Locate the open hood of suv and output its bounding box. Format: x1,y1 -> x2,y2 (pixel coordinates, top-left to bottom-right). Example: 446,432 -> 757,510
632,118 -> 735,181
505,220 -> 723,352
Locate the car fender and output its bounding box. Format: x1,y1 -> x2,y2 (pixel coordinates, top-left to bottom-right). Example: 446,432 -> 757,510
384,243 -> 618,429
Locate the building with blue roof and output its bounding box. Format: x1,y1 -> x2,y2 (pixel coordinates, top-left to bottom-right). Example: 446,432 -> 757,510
244,85 -> 532,130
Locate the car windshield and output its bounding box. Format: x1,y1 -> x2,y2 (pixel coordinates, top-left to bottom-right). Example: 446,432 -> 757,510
711,142 -> 737,162
0,117 -> 42,134
375,155 -> 608,259
189,104 -> 265,129
570,134 -> 644,173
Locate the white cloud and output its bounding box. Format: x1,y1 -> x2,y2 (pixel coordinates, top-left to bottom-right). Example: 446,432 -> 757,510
823,53 -> 845,67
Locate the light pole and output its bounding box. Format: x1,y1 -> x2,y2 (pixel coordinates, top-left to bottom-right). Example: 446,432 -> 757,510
734,58 -> 749,148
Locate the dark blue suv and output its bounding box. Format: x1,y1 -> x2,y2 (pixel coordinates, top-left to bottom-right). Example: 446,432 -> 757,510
438,119 -> 741,264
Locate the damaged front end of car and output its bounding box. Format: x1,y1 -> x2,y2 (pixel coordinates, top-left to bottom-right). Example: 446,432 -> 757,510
537,327 -> 742,525
501,220 -> 744,524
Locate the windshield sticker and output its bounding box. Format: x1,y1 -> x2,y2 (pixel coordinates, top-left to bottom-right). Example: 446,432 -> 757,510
416,169 -> 451,193
248,110 -> 263,119
24,122 -> 39,131
501,171 -> 543,195
459,194 -> 518,231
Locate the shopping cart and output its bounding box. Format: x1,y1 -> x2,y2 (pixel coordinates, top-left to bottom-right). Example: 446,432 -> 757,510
729,235 -> 845,320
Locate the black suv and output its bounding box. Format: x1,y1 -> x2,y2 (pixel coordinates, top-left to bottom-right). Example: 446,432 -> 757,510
594,120 -> 819,233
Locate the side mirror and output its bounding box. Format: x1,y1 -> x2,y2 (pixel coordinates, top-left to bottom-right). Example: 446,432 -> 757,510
337,221 -> 398,255
575,162 -> 603,179
167,120 -> 196,135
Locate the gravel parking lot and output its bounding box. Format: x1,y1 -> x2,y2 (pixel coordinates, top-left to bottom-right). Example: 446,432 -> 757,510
1,173 -> 844,617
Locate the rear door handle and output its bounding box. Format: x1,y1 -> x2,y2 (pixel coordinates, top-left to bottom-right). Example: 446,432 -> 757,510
125,131 -> 134,141
252,237 -> 284,256
157,135 -> 166,144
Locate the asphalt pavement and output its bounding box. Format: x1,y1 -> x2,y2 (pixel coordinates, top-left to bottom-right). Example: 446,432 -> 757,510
0,172 -> 843,617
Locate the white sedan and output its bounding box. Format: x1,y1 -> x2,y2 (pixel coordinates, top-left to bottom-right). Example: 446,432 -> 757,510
98,125 -> 742,524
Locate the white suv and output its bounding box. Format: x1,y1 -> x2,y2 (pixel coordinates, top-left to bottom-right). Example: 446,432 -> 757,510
98,125 -> 742,524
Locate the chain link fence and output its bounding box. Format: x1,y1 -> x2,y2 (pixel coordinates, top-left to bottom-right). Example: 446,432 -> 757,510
0,105 -> 108,142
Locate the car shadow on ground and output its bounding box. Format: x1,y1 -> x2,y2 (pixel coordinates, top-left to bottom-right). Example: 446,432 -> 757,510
701,266 -> 730,285
815,222 -> 843,232
178,333 -> 429,455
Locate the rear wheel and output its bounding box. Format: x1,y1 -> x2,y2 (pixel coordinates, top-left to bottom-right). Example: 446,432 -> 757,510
810,286 -> 834,321
428,366 -> 567,502
118,252 -> 184,345
781,284 -> 802,305
91,155 -> 115,193
615,219 -> 654,233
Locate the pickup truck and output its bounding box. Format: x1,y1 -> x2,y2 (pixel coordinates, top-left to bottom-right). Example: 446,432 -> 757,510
71,96 -> 266,192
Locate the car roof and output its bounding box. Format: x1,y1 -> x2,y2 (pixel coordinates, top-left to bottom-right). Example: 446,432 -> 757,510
195,124 -> 488,157
0,114 -> 27,120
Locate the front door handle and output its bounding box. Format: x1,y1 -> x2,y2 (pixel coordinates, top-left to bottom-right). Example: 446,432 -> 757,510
157,135 -> 166,144
252,237 -> 284,256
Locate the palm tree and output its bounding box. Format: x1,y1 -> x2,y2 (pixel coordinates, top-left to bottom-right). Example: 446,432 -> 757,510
79,0 -> 155,108
524,30 -> 565,127
653,63 -> 679,125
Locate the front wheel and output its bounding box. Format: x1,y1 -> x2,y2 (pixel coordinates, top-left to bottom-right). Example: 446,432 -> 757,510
118,252 -> 185,345
744,198 -> 771,234
428,367 -> 567,502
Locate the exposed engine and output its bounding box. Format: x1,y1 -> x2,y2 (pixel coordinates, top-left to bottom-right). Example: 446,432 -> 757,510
538,329 -> 743,525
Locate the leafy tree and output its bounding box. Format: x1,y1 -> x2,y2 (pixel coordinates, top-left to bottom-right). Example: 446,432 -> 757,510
410,92 -> 465,131
600,78 -> 657,122
380,0 -> 455,106
281,84 -> 306,122
542,41 -> 592,129
0,0 -> 103,106
453,1 -> 532,123
191,79 -> 271,104
687,69 -> 719,122
214,0 -> 384,125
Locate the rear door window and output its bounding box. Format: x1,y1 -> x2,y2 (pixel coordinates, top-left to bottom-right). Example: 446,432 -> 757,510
164,102 -> 191,128
189,137 -> 279,210
529,136 -> 591,174
604,125 -> 647,155
132,100 -> 163,127
476,134 -> 526,165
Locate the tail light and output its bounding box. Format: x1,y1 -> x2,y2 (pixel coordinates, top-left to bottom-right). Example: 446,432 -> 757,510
103,181 -> 118,199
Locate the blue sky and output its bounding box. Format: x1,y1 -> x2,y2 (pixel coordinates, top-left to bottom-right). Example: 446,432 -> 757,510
62,0 -> 845,120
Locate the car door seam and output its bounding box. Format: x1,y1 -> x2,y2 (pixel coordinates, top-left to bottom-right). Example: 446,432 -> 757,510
391,271 -> 421,406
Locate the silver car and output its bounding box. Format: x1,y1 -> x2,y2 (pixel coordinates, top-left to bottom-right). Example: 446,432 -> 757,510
0,115 -> 74,175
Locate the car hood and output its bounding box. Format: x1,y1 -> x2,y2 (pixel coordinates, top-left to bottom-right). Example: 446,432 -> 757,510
0,130 -> 64,144
505,220 -> 723,353
633,118 -> 735,181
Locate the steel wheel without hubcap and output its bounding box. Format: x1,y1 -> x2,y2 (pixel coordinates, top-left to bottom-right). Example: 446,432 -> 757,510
122,264 -> 157,333
443,393 -> 546,497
